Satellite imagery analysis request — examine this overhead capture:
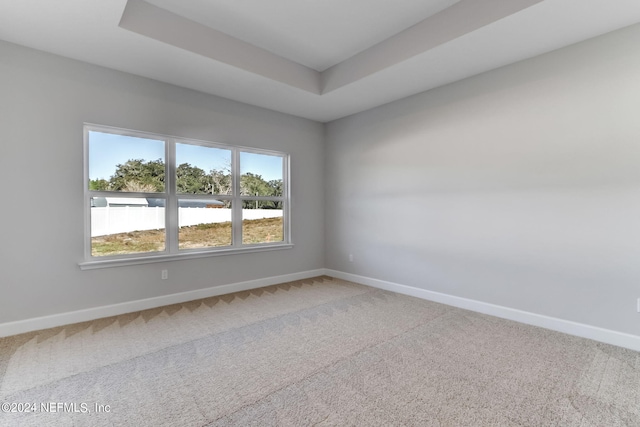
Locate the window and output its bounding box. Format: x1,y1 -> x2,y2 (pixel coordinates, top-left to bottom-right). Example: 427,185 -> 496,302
81,124 -> 290,268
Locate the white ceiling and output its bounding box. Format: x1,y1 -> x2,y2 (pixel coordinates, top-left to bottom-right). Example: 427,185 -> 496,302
144,0 -> 461,72
1,0 -> 640,122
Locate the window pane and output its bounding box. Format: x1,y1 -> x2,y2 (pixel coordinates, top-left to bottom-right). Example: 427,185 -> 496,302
176,143 -> 232,195
240,152 -> 283,197
90,197 -> 165,256
88,131 -> 165,192
179,199 -> 232,249
242,202 -> 283,244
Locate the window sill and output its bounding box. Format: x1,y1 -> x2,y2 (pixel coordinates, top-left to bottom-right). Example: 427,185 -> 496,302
78,244 -> 294,270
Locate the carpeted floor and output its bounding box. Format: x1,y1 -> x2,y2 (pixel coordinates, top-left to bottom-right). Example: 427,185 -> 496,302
1,276 -> 639,426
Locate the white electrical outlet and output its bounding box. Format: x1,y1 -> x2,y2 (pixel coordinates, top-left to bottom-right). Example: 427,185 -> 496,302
637,298 -> 640,313
349,254 -> 354,262
161,270 -> 168,280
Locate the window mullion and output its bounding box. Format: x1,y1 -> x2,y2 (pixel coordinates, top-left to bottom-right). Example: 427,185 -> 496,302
84,126 -> 92,260
284,154 -> 291,244
166,139 -> 178,253
232,148 -> 242,247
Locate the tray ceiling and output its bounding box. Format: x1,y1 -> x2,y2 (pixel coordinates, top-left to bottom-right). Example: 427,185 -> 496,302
1,0 -> 640,122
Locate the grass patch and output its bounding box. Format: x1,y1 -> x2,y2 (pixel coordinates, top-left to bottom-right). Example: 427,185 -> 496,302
91,230 -> 165,256
178,221 -> 232,249
92,217 -> 283,256
242,217 -> 283,244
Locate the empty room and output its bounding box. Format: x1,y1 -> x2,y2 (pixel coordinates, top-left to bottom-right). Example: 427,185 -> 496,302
2,0 -> 640,425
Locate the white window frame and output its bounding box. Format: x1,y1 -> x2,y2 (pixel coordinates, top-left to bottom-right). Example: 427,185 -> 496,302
79,124 -> 292,270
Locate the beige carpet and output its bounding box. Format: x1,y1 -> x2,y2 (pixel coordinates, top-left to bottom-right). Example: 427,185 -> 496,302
1,276 -> 639,426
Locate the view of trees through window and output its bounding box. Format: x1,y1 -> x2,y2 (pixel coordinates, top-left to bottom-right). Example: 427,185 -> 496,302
89,158 -> 283,202
86,128 -> 286,258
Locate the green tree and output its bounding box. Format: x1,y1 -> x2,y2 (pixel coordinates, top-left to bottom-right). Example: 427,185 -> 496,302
240,173 -> 283,209
240,173 -> 270,196
108,159 -> 165,192
268,179 -> 283,197
266,182 -> 284,209
176,163 -> 207,193
89,178 -> 109,191
208,168 -> 232,196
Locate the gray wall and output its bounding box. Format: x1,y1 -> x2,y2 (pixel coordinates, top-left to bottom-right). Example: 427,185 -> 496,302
0,41 -> 325,324
325,24 -> 640,335
3,23 -> 640,337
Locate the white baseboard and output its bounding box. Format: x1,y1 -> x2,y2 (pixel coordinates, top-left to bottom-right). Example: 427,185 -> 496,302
0,269 -> 326,338
326,269 -> 640,352
6,268 -> 639,352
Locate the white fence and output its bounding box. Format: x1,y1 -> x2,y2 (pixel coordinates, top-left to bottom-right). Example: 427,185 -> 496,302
91,207 -> 282,237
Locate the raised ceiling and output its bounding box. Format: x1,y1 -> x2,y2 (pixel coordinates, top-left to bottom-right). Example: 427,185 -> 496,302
1,0 -> 640,122
144,0 -> 461,72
